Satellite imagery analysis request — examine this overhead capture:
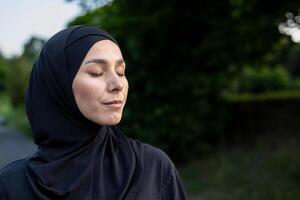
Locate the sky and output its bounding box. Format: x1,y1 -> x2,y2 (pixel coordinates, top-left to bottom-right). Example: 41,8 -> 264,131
0,0 -> 81,58
1,1 -> 300,58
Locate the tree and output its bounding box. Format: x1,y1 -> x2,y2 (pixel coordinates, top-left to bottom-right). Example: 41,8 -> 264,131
4,56 -> 31,107
22,36 -> 46,63
0,53 -> 8,92
0,36 -> 44,107
65,0 -> 113,10
65,0 -> 300,162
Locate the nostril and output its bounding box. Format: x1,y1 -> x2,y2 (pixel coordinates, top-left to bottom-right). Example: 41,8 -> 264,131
108,74 -> 124,92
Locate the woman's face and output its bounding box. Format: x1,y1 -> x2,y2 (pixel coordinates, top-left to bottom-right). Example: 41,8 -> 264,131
72,40 -> 128,125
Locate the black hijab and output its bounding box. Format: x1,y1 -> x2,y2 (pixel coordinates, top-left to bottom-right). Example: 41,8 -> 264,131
24,25 -> 144,199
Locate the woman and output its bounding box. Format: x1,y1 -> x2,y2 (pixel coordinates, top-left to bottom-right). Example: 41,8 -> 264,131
0,25 -> 188,200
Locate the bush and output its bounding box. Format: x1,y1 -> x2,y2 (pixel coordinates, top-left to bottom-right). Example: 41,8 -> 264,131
4,57 -> 32,107
236,65 -> 291,93
0,94 -> 32,137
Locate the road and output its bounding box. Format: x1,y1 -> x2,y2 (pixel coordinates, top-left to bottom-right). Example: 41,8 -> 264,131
0,127 -> 37,169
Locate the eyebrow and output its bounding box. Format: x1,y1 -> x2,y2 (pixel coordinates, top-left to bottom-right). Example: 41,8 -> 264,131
84,58 -> 125,66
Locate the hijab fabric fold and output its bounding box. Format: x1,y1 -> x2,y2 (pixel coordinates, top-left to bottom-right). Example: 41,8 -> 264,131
24,25 -> 144,200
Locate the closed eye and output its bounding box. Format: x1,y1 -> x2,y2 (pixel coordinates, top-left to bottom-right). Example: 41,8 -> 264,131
88,72 -> 103,77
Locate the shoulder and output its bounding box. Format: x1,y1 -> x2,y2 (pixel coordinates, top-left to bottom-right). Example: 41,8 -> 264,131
113,125 -> 174,167
0,159 -> 27,198
0,159 -> 27,181
127,138 -> 188,199
127,138 -> 175,170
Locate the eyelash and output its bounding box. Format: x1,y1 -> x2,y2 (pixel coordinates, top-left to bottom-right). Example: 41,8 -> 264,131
88,72 -> 125,77
89,73 -> 103,77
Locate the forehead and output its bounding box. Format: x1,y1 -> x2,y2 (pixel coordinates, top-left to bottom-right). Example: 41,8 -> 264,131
85,40 -> 122,58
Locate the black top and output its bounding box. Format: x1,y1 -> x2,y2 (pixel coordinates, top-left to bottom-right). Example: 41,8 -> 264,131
0,25 -> 188,199
0,137 -> 187,199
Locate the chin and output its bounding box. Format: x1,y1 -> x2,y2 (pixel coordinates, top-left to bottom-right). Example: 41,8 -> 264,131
94,116 -> 122,126
105,119 -> 121,125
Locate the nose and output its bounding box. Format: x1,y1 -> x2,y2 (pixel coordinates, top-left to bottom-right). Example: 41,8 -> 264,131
107,72 -> 124,93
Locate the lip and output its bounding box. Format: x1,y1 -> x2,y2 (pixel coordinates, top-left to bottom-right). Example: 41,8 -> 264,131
102,100 -> 123,108
102,100 -> 123,105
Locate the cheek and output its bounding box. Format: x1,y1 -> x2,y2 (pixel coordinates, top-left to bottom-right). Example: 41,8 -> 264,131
74,78 -> 105,104
122,79 -> 129,99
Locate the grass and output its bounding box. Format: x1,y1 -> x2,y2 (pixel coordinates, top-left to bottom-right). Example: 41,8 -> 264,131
178,134 -> 300,200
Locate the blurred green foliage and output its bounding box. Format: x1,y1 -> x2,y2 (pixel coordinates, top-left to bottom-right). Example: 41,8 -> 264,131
66,0 -> 300,162
225,90 -> 300,102
0,55 -> 7,91
0,94 -> 31,136
4,57 -> 32,107
237,65 -> 291,93
0,36 -> 45,136
1,0 -> 300,163
226,64 -> 300,92
179,134 -> 300,199
224,64 -> 300,102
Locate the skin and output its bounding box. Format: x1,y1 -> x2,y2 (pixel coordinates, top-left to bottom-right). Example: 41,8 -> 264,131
72,39 -> 128,125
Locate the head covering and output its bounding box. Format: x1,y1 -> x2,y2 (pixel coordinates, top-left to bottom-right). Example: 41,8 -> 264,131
24,25 -> 143,199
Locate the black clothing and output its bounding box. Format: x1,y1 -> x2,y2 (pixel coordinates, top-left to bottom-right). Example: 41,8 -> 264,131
0,137 -> 187,199
0,25 -> 188,200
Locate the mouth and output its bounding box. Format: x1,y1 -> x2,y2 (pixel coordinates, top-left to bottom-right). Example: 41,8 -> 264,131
102,100 -> 123,105
102,100 -> 123,108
